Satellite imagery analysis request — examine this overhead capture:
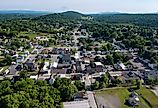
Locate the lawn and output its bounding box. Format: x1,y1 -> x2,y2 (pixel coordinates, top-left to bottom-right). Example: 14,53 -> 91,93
137,87 -> 158,108
95,88 -> 151,108
18,32 -> 50,39
18,32 -> 38,39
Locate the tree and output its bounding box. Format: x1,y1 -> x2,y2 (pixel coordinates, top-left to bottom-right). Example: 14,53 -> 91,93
130,79 -> 136,86
59,84 -> 78,101
111,77 -> 122,86
4,55 -> 13,65
106,54 -> 114,65
93,81 -> 99,90
136,79 -> 142,89
99,82 -> 106,89
111,32 -> 118,39
74,80 -> 85,91
107,43 -> 113,50
19,71 -> 28,79
71,48 -> 77,55
0,78 -> 63,108
101,45 -> 108,51
101,74 -> 109,85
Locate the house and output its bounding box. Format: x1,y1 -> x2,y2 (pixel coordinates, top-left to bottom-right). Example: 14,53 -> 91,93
63,54 -> 71,64
82,57 -> 90,64
114,62 -> 126,70
18,47 -> 24,51
51,68 -> 69,75
33,49 -> 39,54
94,62 -> 104,72
148,63 -> 157,69
85,62 -> 104,74
143,70 -> 158,79
40,61 -> 51,75
38,74 -> 50,81
16,55 -> 25,63
30,75 -> 38,80
71,73 -> 84,81
57,74 -> 71,79
52,62 -> 58,68
75,61 -> 83,73
51,63 -> 72,77
36,36 -> 48,41
24,50 -> 29,55
24,60 -> 37,71
128,92 -> 139,106
15,64 -> 23,71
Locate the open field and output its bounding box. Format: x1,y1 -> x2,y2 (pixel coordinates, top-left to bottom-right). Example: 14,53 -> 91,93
137,88 -> 158,108
18,32 -> 38,39
95,87 -> 155,108
18,32 -> 51,39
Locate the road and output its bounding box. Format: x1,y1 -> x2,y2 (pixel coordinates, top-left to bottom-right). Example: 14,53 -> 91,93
23,48 -> 36,63
85,75 -> 97,108
73,26 -> 97,108
87,91 -> 97,108
151,87 -> 158,96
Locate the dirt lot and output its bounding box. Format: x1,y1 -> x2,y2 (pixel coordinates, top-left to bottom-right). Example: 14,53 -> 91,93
95,94 -> 121,108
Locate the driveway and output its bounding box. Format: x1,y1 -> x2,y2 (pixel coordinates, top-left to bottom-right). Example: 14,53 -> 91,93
151,86 -> 158,96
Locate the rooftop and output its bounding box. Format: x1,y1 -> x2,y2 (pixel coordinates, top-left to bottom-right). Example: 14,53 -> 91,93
63,100 -> 90,108
94,62 -> 103,66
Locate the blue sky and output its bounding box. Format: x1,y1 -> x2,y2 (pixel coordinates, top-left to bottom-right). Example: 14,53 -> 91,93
0,0 -> 158,13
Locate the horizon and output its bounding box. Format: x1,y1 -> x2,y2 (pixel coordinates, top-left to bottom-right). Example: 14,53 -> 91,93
0,0 -> 158,14
0,9 -> 157,14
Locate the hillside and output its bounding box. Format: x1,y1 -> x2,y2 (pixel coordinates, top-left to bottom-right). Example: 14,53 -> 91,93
92,13 -> 158,27
0,10 -> 50,20
34,11 -> 86,20
32,11 -> 89,28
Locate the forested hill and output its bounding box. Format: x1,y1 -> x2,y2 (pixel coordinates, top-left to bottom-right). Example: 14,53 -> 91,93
1,11 -> 158,27
0,14 -> 45,20
33,11 -> 158,28
92,13 -> 158,27
32,11 -> 90,25
0,10 -> 49,20
1,11 -> 158,34
33,11 -> 87,20
32,11 -> 91,29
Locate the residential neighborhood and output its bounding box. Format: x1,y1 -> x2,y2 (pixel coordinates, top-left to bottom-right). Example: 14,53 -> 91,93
1,23 -> 158,108
0,5 -> 158,108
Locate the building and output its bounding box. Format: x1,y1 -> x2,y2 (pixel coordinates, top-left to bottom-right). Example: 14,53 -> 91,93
63,100 -> 90,108
114,62 -> 126,70
24,60 -> 37,71
128,92 -> 139,106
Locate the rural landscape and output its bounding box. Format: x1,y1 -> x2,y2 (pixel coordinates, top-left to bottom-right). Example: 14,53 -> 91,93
0,0 -> 158,108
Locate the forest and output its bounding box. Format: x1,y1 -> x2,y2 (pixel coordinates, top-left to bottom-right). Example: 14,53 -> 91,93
0,72 -> 86,108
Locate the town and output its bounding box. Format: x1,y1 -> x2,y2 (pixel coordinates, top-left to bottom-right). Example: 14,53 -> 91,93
0,11 -> 158,108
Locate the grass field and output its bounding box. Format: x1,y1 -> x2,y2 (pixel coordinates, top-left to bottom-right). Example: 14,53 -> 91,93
18,32 -> 38,39
95,87 -> 155,108
18,32 -> 50,39
137,88 -> 158,108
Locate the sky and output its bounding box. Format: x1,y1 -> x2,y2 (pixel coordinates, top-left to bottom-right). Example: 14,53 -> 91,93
0,0 -> 158,13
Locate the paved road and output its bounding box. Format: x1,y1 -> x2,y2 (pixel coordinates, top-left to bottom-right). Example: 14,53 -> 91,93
85,75 -> 97,108
151,87 -> 158,96
87,91 -> 97,108
23,48 -> 36,63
